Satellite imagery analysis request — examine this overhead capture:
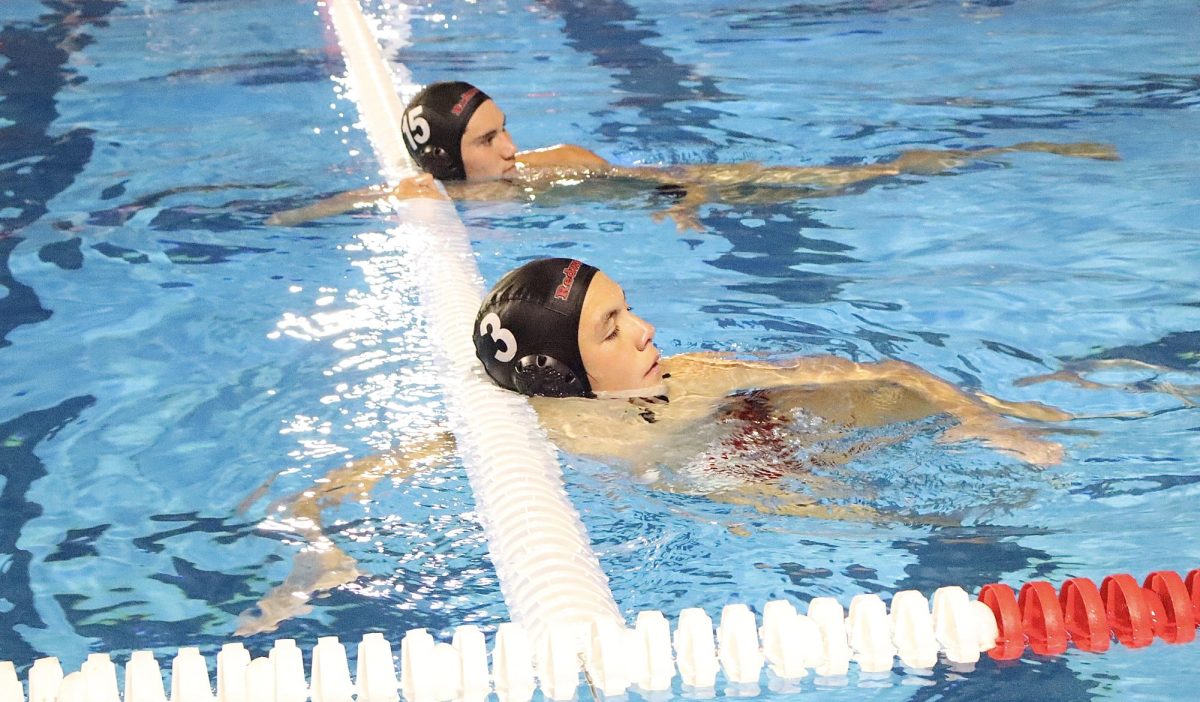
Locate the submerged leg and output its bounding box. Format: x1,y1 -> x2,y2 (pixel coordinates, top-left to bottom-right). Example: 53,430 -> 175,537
1016,359 -> 1200,407
235,434 -> 455,635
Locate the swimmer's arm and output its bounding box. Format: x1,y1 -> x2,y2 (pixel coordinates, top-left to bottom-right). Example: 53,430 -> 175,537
517,143 -> 610,170
668,354 -> 1068,465
609,141 -> 1119,231
235,433 -> 455,635
885,141 -> 1119,176
705,482 -> 960,527
659,142 -> 1120,187
265,173 -> 448,226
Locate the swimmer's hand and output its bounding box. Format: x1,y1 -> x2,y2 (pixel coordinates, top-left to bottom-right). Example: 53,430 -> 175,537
941,417 -> 1065,467
1007,141 -> 1121,161
234,543 -> 364,637
649,182 -> 712,233
651,199 -> 705,233
970,391 -> 1074,422
386,173 -> 449,201
264,174 -> 447,227
891,141 -> 1120,177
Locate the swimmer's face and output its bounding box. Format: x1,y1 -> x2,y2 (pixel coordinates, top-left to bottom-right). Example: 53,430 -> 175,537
461,100 -> 518,181
578,272 -> 662,393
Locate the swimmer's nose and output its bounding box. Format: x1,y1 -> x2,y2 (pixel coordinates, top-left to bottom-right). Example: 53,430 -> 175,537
633,315 -> 655,350
498,131 -> 517,159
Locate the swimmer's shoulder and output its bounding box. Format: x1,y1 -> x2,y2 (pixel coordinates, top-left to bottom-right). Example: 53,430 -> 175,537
662,352 -> 865,396
530,394 -> 666,460
517,143 -> 609,169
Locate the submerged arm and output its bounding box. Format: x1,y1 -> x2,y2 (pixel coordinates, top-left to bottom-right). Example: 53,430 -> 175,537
265,173 -> 449,227
668,354 -> 1069,465
616,140 -> 1119,231
235,433 -> 455,636
265,144 -> 606,226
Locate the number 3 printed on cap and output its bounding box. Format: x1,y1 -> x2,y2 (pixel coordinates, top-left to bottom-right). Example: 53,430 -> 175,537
479,313 -> 516,362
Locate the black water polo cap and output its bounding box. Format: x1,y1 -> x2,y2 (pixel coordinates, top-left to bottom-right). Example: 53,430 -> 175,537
474,258 -> 599,398
401,81 -> 491,180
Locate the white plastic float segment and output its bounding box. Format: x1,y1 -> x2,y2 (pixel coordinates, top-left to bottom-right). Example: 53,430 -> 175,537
28,656 -> 63,702
170,647 -> 213,702
399,628 -> 435,702
587,617 -> 633,696
807,597 -> 852,677
431,642 -> 464,702
321,0 -> 621,653
216,642 -> 250,702
536,623 -> 582,701
717,603 -> 765,685
243,657 -> 276,702
846,594 -> 896,673
311,635 -> 355,702
56,672 -> 84,702
970,599 -> 1002,652
81,652 -> 121,702
889,589 -> 939,669
357,632 -> 399,702
492,623 -> 536,702
0,661 -> 21,702
632,610 -> 676,692
932,586 -> 982,665
673,607 -> 719,689
451,626 -> 490,702
268,638 -> 307,702
124,651 -> 168,702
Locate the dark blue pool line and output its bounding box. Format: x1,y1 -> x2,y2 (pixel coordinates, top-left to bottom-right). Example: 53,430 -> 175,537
0,0 -> 118,667
537,0 -> 742,152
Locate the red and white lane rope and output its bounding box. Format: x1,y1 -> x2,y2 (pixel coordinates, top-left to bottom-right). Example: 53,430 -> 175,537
4,567 -> 1196,701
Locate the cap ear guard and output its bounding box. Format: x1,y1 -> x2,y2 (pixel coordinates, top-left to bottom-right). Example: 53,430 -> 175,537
414,144 -> 463,181
511,354 -> 590,398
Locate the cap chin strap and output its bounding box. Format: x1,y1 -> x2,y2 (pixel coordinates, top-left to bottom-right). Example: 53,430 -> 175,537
592,382 -> 668,400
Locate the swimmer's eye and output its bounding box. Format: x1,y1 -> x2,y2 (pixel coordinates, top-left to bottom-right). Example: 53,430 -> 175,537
486,123 -> 509,146
605,325 -> 619,342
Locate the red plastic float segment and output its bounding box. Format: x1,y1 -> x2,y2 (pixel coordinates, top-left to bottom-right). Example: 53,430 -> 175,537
1141,587 -> 1169,640
979,583 -> 1025,661
1018,581 -> 1068,656
1143,571 -> 1196,644
1100,573 -> 1154,648
1059,578 -> 1110,653
1186,569 -> 1200,623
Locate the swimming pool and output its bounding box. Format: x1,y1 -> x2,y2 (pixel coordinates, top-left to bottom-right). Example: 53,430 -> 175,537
2,0 -> 1199,698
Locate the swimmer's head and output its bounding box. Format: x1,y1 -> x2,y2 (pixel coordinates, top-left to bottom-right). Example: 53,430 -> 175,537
475,258 -> 662,398
402,81 -> 517,181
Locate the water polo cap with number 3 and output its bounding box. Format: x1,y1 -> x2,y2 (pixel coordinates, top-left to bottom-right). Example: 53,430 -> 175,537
474,258 -> 598,398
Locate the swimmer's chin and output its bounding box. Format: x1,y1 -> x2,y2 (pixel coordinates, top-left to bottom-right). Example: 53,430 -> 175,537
593,382 -> 668,400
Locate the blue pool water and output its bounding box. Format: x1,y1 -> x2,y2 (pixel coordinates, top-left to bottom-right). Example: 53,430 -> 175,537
2,0 -> 1199,699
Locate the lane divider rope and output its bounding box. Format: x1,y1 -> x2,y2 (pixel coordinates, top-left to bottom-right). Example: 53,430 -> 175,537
5,568 -> 1196,701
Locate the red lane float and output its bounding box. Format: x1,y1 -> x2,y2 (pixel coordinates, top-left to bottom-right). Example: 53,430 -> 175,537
1185,568 -> 1200,623
979,583 -> 1024,661
977,567 -> 1200,659
1018,581 -> 1068,655
1059,578 -> 1109,653
1101,574 -> 1155,648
